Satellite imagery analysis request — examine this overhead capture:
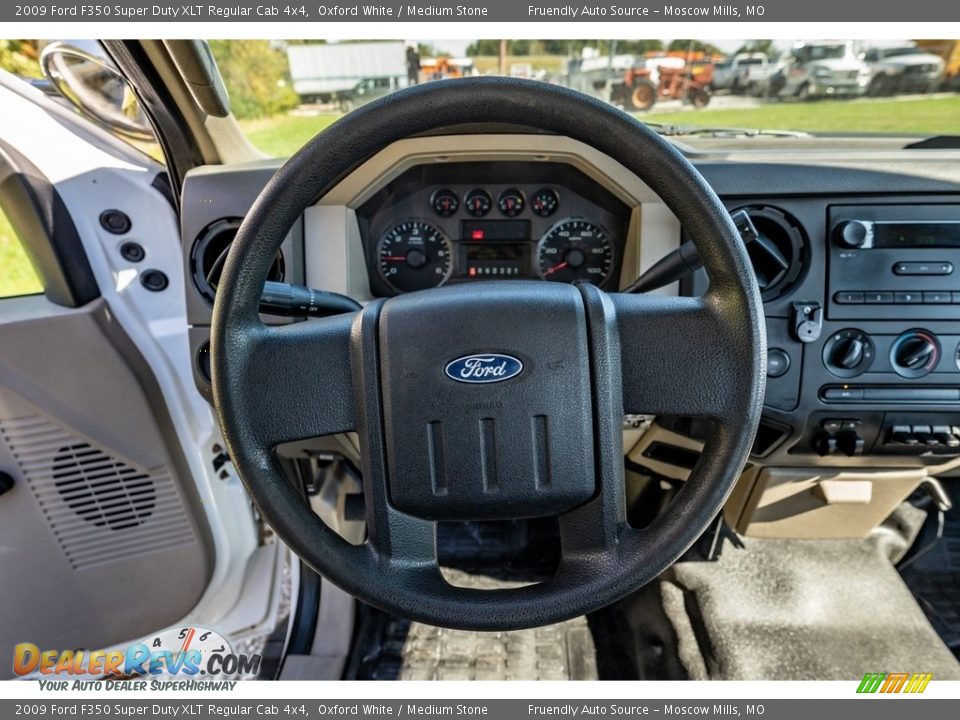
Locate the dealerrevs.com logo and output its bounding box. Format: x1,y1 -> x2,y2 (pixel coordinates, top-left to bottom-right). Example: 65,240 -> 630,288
13,626 -> 260,680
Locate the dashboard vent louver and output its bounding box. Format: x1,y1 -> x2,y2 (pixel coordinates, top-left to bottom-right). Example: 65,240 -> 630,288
736,205 -> 808,302
190,217 -> 285,304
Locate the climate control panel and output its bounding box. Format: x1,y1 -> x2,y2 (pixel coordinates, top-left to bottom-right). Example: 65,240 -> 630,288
821,328 -> 959,382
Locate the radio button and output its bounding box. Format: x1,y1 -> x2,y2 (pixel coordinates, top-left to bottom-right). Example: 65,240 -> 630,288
893,261 -> 953,276
834,291 -> 864,304
865,291 -> 893,304
895,291 -> 922,304
923,291 -> 952,304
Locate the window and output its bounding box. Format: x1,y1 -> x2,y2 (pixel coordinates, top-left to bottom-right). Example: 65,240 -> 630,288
0,204 -> 43,298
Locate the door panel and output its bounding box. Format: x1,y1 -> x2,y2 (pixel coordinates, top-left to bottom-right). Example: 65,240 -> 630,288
0,298 -> 212,678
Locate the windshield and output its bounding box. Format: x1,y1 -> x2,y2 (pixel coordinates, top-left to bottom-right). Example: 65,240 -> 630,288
207,38 -> 960,157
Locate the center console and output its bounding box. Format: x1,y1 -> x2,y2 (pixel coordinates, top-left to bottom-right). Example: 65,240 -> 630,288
808,203 -> 960,459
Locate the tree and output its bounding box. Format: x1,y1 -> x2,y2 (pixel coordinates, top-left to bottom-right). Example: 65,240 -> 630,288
207,40 -> 299,119
733,40 -> 778,58
0,40 -> 41,78
667,39 -> 723,56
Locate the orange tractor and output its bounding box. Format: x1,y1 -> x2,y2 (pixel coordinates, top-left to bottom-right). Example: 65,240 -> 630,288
612,57 -> 715,111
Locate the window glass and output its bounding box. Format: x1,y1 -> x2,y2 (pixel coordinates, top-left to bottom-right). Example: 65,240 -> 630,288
0,205 -> 44,298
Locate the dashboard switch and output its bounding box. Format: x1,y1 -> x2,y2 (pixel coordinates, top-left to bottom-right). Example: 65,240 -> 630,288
836,431 -> 865,457
813,432 -> 839,457
890,426 -> 918,446
766,348 -> 791,378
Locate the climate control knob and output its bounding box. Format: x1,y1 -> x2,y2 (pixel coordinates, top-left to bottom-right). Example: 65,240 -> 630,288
834,220 -> 871,249
823,329 -> 874,378
891,329 -> 940,379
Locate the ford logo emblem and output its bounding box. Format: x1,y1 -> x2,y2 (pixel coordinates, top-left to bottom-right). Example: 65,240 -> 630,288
444,354 -> 524,384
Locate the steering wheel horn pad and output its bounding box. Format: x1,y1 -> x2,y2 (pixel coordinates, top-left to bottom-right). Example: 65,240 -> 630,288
210,77 -> 766,630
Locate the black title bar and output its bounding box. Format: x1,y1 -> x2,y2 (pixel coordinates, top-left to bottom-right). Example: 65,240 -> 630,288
5,0 -> 960,22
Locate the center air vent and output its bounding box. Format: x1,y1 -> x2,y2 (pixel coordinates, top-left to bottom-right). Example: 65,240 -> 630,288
190,217 -> 285,304
735,205 -> 808,302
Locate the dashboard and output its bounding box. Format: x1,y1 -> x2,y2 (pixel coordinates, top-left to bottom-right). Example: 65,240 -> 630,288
179,133 -> 960,477
355,162 -> 630,295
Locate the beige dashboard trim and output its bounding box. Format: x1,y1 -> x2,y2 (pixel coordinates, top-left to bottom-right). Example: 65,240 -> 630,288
303,134 -> 681,300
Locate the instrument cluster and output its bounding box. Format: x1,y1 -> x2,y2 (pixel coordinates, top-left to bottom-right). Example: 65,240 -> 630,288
357,162 -> 631,296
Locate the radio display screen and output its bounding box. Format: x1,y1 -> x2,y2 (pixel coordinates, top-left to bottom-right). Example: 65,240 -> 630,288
875,222 -> 960,248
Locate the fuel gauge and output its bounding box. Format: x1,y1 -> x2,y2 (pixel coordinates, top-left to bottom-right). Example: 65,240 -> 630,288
531,188 -> 559,217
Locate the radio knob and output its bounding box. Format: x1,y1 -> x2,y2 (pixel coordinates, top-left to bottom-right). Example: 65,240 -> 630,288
834,220 -> 870,249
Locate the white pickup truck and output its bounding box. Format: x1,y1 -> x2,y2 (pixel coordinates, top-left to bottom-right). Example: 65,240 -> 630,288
711,52 -> 773,94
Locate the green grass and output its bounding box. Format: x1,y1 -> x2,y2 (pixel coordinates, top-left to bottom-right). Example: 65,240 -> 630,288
638,95 -> 960,135
472,55 -> 568,75
0,208 -> 43,298
239,113 -> 340,158
240,95 -> 960,158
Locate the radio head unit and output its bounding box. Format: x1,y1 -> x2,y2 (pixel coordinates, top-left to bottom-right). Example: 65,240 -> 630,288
828,205 -> 960,321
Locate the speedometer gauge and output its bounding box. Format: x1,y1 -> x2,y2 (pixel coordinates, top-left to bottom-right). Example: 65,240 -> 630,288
537,219 -> 614,286
378,221 -> 453,293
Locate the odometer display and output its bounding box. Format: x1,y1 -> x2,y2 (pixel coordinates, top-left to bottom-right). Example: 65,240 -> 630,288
537,219 -> 614,286
377,221 -> 453,293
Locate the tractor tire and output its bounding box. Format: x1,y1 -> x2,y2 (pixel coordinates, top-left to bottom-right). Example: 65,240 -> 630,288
687,87 -> 711,109
627,79 -> 657,111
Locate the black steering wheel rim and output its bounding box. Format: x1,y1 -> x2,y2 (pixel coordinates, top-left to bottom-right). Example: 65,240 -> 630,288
211,77 -> 766,631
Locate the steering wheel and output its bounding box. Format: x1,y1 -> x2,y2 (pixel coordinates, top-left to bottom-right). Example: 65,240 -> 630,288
211,77 -> 765,631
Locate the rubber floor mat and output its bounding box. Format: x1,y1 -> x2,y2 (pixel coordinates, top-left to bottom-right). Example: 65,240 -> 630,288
348,570 -> 598,680
900,484 -> 960,656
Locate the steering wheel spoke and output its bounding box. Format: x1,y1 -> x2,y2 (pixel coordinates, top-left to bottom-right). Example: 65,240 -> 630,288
612,291 -> 757,424
220,314 -> 358,448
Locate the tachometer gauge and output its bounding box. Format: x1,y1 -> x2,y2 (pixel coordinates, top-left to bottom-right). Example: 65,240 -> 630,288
431,188 -> 459,217
378,221 -> 452,293
531,188 -> 560,217
537,219 -> 614,286
497,189 -> 525,217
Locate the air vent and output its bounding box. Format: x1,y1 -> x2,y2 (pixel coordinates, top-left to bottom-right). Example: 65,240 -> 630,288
735,205 -> 808,301
190,217 -> 285,304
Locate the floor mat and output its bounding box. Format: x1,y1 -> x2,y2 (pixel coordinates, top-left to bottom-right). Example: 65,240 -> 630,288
900,483 -> 960,655
610,505 -> 960,680
346,519 -> 597,680
348,570 -> 598,680
665,523 -> 960,679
